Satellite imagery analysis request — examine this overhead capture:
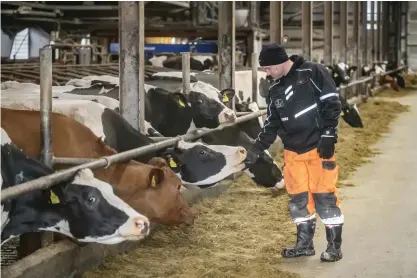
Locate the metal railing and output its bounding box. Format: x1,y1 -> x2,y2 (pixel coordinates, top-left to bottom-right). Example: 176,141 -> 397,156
0,49 -> 406,202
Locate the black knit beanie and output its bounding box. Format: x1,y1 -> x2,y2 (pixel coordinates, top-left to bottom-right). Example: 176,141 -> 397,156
258,44 -> 289,66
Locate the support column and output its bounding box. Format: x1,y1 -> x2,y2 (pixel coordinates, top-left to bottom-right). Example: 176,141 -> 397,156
269,1 -> 283,44
302,1 -> 312,60
340,1 -> 348,63
381,2 -> 389,61
119,1 -> 142,131
353,1 -> 360,72
377,1 -> 382,62
324,1 -> 334,65
361,1 -> 368,67
218,1 -> 235,96
370,1 -> 376,62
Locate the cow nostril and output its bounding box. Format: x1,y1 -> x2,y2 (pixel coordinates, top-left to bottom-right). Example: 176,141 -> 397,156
135,217 -> 149,234
239,148 -> 246,155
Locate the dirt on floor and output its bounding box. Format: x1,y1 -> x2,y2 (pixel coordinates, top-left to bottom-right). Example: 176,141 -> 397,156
83,90 -> 410,278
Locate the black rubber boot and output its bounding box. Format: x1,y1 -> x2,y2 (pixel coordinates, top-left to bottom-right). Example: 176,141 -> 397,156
320,224 -> 343,262
281,218 -> 316,258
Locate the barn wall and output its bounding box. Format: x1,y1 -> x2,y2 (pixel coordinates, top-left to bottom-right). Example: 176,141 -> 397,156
1,29 -> 14,58
408,1 -> 417,70
29,28 -> 50,58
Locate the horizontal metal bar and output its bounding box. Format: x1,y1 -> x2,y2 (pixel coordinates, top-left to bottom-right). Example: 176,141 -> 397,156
1,109 -> 266,202
2,1 -> 117,10
338,66 -> 406,91
236,111 -> 253,116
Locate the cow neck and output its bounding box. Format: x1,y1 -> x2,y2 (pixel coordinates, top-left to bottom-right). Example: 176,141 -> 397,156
2,201 -> 66,244
91,138 -> 150,195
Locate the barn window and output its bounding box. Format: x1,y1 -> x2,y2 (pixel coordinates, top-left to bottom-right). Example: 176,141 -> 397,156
9,28 -> 29,60
366,1 -> 378,30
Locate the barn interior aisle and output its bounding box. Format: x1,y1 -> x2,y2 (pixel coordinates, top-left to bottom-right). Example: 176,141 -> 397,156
279,89 -> 417,278
82,88 -> 414,278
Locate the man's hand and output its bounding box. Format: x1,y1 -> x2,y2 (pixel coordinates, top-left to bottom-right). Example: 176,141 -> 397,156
318,128 -> 337,159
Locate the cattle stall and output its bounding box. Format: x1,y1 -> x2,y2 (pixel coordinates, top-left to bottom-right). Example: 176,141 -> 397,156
1,1 -> 408,277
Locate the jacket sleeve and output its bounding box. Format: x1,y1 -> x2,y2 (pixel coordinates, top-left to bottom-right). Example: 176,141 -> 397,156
312,64 -> 342,132
253,95 -> 282,152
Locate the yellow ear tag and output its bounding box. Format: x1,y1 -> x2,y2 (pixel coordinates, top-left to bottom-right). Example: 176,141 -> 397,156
222,94 -> 229,103
341,111 -> 345,116
50,191 -> 60,204
151,176 -> 156,186
333,73 -> 339,78
169,158 -> 177,168
178,99 -> 185,107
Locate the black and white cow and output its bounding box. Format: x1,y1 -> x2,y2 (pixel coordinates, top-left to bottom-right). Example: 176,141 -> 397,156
1,128 -> 150,245
147,53 -> 216,71
324,62 -> 358,87
362,62 -> 405,90
0,98 -> 248,188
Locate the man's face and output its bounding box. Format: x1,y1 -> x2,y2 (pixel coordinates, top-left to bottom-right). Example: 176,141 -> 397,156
263,64 -> 286,80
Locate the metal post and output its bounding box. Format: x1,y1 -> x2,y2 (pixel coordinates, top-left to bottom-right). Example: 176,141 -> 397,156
251,53 -> 258,104
182,52 -> 191,95
353,2 -> 360,74
324,1 -> 334,65
79,47 -> 91,65
119,1 -> 140,131
38,46 -> 54,252
302,2 -> 312,61
382,2 -> 389,61
377,1 -> 382,62
396,2 -> 402,67
361,1 -> 368,67
269,1 -> 283,44
340,1 -> 348,63
218,1 -> 235,110
138,1 -> 145,134
370,1 -> 376,62
249,1 -> 259,28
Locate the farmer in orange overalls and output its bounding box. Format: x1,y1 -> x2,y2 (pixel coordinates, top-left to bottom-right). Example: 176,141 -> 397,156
252,44 -> 344,262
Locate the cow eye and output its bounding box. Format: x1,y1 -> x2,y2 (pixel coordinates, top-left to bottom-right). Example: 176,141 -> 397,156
88,196 -> 96,203
200,150 -> 206,155
197,100 -> 203,104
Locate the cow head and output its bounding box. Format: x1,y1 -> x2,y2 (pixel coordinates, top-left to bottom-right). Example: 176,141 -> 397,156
326,63 -> 358,87
126,158 -> 197,226
1,135 -> 150,245
161,140 -> 247,187
187,81 -> 237,128
341,102 -> 363,128
234,97 -> 263,139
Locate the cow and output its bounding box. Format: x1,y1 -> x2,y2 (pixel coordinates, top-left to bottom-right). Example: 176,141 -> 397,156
1,108 -> 197,226
65,76 -> 238,135
1,128 -> 150,245
0,98 -> 248,188
324,62 -> 358,87
361,62 -> 405,91
148,54 -> 217,71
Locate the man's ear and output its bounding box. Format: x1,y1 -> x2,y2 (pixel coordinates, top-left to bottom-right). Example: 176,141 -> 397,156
220,88 -> 235,104
171,92 -> 188,108
148,168 -> 164,188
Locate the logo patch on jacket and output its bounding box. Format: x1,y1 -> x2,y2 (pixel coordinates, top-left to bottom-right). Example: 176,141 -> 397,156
275,98 -> 284,108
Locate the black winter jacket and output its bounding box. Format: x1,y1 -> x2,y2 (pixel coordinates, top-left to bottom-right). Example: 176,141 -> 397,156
254,55 -> 342,154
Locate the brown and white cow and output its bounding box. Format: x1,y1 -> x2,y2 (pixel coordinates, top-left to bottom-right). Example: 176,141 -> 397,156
1,108 -> 197,226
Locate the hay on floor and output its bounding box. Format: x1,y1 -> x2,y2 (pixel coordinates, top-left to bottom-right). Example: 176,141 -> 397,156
83,92 -> 410,278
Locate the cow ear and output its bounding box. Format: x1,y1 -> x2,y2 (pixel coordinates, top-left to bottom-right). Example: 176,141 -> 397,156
148,168 -> 164,188
148,157 -> 168,168
349,66 -> 358,73
172,92 -> 188,108
220,88 -> 235,103
246,97 -> 251,103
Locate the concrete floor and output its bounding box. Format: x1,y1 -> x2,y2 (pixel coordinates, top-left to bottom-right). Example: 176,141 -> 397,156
280,92 -> 417,278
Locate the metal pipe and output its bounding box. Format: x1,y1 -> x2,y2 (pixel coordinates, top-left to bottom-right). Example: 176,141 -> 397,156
324,1 -> 334,65
139,1 -> 146,134
269,1 -> 283,44
302,1 -> 312,60
79,48 -> 91,65
251,53 -> 258,104
39,48 -> 53,168
182,52 -> 191,95
1,109 -> 267,202
119,1 -> 140,131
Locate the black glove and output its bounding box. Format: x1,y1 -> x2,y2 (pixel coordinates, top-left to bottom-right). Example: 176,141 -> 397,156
317,128 -> 337,159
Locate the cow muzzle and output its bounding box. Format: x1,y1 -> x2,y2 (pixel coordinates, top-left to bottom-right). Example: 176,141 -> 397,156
119,215 -> 150,240
236,146 -> 248,162
218,109 -> 237,124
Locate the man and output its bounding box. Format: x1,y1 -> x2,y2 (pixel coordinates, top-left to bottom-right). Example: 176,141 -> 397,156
253,44 -> 344,262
